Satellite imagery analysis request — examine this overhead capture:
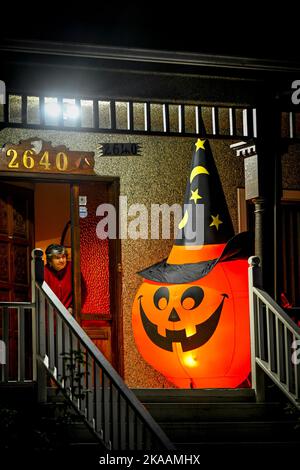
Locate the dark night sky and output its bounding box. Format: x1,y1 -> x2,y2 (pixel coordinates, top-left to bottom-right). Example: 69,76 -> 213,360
0,3 -> 298,61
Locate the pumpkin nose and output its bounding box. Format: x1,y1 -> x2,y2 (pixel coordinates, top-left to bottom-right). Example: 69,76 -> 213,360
168,308 -> 181,322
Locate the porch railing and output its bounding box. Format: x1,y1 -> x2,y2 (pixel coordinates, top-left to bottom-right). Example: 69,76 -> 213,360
248,256 -> 300,409
33,248 -> 174,451
1,249 -> 174,450
0,301 -> 35,382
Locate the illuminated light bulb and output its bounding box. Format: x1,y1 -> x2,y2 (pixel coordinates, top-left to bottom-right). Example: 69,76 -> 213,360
45,102 -> 61,118
63,104 -> 79,120
183,355 -> 198,368
185,325 -> 197,337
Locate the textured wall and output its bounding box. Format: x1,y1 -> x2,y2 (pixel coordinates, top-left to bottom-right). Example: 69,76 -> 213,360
1,128 -> 299,388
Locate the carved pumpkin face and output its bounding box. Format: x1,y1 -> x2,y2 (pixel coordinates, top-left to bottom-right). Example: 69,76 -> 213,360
132,259 -> 250,388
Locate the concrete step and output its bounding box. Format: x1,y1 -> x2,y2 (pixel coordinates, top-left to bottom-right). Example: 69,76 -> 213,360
132,388 -> 256,403
161,420 -> 300,443
144,401 -> 289,422
38,416 -> 99,442
38,401 -> 79,419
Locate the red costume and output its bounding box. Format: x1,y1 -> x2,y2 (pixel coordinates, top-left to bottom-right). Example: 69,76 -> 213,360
44,261 -> 73,309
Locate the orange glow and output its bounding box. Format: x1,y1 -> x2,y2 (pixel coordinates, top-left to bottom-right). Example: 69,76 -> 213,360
132,259 -> 250,388
183,355 -> 198,368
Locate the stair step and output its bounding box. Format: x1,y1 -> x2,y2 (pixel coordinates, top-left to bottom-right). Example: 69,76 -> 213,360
38,419 -> 99,442
144,402 -> 289,422
38,402 -> 79,419
46,387 -> 66,403
161,420 -> 300,442
133,388 -> 256,403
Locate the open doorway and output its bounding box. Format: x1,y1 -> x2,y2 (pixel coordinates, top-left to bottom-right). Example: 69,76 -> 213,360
34,183 -> 70,262
0,178 -> 123,375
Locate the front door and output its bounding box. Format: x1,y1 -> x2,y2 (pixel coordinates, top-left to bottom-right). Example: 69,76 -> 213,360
70,180 -> 123,374
0,182 -> 34,378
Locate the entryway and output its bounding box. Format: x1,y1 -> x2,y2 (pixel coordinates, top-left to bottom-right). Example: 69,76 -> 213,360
0,177 -> 123,375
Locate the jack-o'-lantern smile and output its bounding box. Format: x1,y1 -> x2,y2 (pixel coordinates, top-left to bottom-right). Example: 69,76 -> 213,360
138,286 -> 228,352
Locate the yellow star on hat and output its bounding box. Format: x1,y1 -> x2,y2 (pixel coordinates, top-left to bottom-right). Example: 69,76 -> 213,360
210,214 -> 223,231
195,138 -> 206,151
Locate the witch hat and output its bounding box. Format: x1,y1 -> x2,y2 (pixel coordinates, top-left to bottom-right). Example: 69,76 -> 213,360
138,138 -> 253,283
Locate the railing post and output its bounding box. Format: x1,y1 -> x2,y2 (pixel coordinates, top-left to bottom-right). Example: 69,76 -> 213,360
32,248 -> 44,289
248,256 -> 266,402
31,249 -> 47,401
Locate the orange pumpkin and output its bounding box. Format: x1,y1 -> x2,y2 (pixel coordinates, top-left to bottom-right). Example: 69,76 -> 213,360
132,258 -> 250,388
132,138 -> 252,388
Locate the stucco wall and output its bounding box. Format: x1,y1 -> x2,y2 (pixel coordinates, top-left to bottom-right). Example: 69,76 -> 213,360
0,128 -> 299,387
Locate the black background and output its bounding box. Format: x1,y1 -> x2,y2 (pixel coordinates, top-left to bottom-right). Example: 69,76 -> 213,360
0,2 -> 299,61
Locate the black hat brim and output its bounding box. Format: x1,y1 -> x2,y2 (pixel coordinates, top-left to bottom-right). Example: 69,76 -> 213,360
137,231 -> 253,284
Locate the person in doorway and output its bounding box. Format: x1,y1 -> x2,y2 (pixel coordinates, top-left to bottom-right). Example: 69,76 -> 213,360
44,244 -> 73,313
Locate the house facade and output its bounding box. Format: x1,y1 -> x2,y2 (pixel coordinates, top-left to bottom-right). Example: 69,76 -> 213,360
0,40 -> 299,390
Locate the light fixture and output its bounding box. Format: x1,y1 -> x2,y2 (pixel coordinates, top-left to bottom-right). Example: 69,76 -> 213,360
63,103 -> 79,120
45,101 -> 61,119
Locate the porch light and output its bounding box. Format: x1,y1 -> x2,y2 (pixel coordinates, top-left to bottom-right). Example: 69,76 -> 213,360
45,101 -> 61,118
63,102 -> 79,120
183,355 -> 198,368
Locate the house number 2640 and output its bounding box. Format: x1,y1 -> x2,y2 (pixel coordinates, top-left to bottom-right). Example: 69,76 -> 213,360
6,148 -> 69,171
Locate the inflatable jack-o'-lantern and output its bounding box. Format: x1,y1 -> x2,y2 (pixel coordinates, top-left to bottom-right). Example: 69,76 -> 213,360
132,139 -> 253,388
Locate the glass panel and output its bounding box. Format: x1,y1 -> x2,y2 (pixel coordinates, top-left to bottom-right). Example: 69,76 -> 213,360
9,95 -> 22,123
218,107 -> 231,135
115,101 -> 129,130
133,102 -> 145,131
44,97 -> 60,126
98,101 -> 111,129
27,96 -> 40,124
234,108 -> 244,136
80,100 -> 93,128
63,98 -> 79,127
184,105 -> 197,134
150,103 -> 163,132
79,182 -> 110,316
169,105 -> 179,133
201,106 -> 213,134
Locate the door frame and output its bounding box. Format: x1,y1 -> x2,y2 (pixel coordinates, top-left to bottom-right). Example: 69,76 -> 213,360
0,171 -> 123,376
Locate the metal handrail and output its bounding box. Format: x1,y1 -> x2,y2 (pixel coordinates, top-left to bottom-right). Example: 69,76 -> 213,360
248,256 -> 300,409
33,249 -> 174,451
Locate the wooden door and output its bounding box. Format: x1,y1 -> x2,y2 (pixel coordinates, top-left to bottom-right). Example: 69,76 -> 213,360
0,183 -> 34,378
70,180 -> 123,374
0,183 -> 34,301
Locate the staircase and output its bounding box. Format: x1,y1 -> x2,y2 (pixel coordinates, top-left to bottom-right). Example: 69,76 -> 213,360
134,386 -> 300,465
1,253 -> 299,466
0,383 -> 105,463
1,382 -> 299,466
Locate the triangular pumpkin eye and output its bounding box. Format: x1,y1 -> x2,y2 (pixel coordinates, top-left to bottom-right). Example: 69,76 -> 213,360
181,286 -> 204,310
153,287 -> 169,310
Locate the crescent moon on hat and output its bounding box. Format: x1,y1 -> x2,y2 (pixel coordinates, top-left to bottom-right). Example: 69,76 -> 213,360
190,165 -> 209,183
178,209 -> 189,229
